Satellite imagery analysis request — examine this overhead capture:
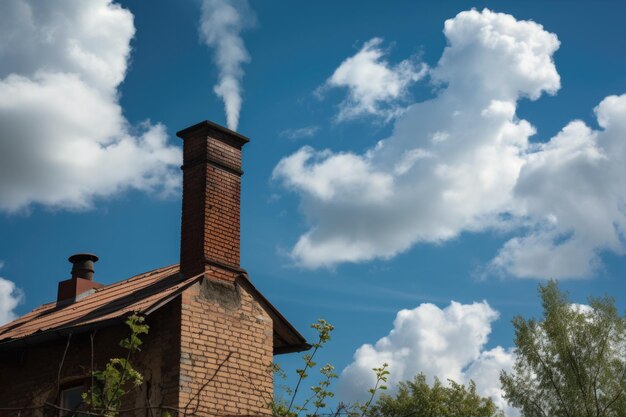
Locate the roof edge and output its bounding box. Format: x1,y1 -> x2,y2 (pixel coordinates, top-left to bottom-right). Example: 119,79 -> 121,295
235,273 -> 310,355
0,317 -> 123,353
0,269 -> 203,353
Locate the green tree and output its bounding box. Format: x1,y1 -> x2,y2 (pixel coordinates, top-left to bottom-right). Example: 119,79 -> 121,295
367,373 -> 503,417
500,281 -> 626,417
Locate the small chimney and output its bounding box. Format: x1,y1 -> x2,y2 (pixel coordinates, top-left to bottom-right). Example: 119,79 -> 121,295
69,253 -> 98,280
57,253 -> 104,303
176,120 -> 249,280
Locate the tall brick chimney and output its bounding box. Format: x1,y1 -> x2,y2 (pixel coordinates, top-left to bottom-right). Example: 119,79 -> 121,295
176,120 -> 249,280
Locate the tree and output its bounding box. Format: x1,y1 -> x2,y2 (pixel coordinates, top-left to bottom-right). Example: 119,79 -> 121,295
367,373 -> 503,417
500,281 -> 626,417
274,320 -> 501,417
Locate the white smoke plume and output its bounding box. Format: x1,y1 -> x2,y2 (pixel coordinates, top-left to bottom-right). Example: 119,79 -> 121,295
200,0 -> 255,131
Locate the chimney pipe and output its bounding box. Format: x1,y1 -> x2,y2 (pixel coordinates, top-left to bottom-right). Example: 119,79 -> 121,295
176,120 -> 249,280
69,253 -> 99,280
57,253 -> 103,303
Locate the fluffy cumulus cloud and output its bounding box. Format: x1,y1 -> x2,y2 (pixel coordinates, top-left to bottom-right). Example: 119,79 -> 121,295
0,0 -> 182,213
274,8 -> 626,279
339,301 -> 517,416
200,0 -> 255,131
0,264 -> 22,325
319,38 -> 428,121
490,95 -> 626,278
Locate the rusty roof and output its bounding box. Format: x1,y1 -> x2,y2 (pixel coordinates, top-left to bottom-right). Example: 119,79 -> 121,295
0,264 -> 195,346
0,265 -> 309,355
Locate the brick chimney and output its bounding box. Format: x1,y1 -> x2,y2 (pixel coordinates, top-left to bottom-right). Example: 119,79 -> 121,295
57,253 -> 104,303
176,120 -> 249,280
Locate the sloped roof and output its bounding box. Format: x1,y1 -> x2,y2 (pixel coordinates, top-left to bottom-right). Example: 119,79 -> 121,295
0,265 -> 309,354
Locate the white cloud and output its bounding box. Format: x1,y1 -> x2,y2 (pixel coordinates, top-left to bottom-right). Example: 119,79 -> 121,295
490,96 -> 626,279
280,125 -> 320,140
200,0 -> 255,131
0,0 -> 182,213
465,346 -> 518,416
0,263 -> 22,325
431,9 -> 560,101
274,8 -> 626,279
339,301 -> 517,416
319,38 -> 428,121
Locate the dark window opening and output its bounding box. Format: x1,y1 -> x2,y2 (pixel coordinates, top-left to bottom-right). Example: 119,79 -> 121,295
58,382 -> 87,417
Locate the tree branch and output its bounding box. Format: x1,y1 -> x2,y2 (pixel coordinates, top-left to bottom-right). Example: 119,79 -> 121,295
56,332 -> 73,398
531,329 -> 572,417
183,351 -> 233,416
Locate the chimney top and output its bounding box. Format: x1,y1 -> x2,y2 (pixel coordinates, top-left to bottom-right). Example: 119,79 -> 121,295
68,253 -> 99,281
176,120 -> 250,145
68,253 -> 99,263
58,253 -> 103,303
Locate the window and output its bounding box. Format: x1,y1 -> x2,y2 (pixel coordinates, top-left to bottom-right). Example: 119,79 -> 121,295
59,383 -> 86,417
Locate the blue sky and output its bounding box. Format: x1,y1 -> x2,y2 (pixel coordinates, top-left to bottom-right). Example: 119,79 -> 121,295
1,1 -> 626,414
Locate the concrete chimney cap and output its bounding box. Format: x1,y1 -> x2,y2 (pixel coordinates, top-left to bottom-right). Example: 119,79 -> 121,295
68,253 -> 99,263
176,120 -> 250,146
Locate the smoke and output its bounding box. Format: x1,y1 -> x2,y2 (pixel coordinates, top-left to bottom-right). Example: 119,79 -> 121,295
199,0 -> 255,131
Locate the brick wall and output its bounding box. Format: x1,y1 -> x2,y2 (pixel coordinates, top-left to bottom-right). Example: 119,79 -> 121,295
178,272 -> 274,417
178,123 -> 247,278
0,276 -> 275,417
0,299 -> 181,416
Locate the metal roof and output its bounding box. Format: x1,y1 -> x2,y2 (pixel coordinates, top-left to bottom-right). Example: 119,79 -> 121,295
0,265 -> 309,354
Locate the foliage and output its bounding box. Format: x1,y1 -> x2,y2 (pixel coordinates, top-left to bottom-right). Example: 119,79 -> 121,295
500,280 -> 626,417
357,363 -> 390,417
272,319 -> 336,417
273,319 -> 496,417
82,314 -> 149,417
272,319 -> 391,417
367,373 -> 504,417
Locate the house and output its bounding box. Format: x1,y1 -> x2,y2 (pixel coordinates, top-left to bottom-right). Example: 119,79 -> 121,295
0,121 -> 310,416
